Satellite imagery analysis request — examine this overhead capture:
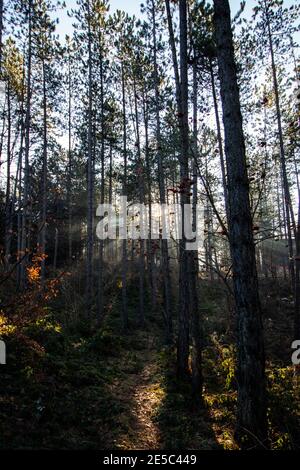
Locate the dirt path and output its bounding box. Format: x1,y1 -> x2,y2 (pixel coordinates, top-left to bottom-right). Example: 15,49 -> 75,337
109,332 -> 165,450
129,359 -> 163,449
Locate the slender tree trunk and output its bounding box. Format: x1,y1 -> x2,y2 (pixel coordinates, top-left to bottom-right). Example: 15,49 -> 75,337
4,82 -> 11,267
295,195 -> 300,339
177,0 -> 190,379
213,0 -> 267,448
152,0 -> 172,340
21,0 -> 33,288
276,165 -> 288,279
16,79 -> 25,288
108,142 -> 113,261
190,59 -> 203,398
67,44 -> 72,262
0,93 -> 7,171
210,58 -> 229,220
165,0 -> 190,377
40,58 -> 47,282
133,75 -> 145,327
86,0 -> 94,319
293,39 -> 300,339
98,33 -> 105,321
121,62 -> 128,331
142,85 -> 156,313
8,142 -> 22,262
165,0 -> 180,108
205,154 -> 214,280
293,151 -> 300,197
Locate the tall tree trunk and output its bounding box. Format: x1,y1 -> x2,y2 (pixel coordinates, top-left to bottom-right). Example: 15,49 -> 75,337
121,62 -> 128,331
295,195 -> 300,339
86,0 -> 94,319
98,33 -> 105,321
205,154 -> 214,280
165,0 -> 190,377
133,75 -> 145,327
213,0 -> 267,448
108,142 -> 113,261
4,82 -> 11,267
293,36 -> 300,339
209,58 -> 229,220
151,0 -> 172,340
0,93 -> 7,171
16,77 -> 25,288
142,84 -> 156,313
165,0 -> 180,108
20,0 -> 33,288
190,59 -> 203,398
40,58 -> 47,282
177,0 -> 190,379
67,43 -> 72,262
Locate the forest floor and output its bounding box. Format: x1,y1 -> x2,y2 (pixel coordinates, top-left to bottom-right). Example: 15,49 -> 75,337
0,274 -> 299,449
108,341 -> 163,449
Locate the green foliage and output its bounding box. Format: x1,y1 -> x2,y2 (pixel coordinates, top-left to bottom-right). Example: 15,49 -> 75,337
267,366 -> 300,449
85,328 -> 126,356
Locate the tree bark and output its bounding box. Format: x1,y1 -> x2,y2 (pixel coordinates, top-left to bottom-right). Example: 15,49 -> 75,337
213,0 -> 267,448
209,58 -> 229,220
121,62 -> 128,331
152,0 -> 172,340
190,59 -> 203,398
177,0 -> 190,379
294,173 -> 300,337
98,30 -> 105,323
133,74 -> 145,327
4,82 -> 11,267
20,0 -> 33,288
40,58 -> 47,282
142,84 -> 156,314
67,42 -> 72,262
86,0 -> 94,319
